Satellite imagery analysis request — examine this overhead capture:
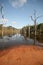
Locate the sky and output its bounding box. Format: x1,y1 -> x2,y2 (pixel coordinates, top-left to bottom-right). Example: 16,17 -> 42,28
0,0 -> 43,29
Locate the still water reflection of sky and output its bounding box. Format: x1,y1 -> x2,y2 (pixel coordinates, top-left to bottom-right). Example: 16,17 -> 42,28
0,34 -> 43,49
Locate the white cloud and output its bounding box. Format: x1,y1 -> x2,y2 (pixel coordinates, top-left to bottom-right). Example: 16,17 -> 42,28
12,21 -> 17,24
1,18 -> 8,22
9,0 -> 27,8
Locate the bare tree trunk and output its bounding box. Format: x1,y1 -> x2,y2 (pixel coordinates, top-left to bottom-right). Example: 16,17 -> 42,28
34,20 -> 36,45
2,26 -> 3,38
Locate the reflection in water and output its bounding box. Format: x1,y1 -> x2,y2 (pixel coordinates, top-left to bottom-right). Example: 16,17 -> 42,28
0,34 -> 43,49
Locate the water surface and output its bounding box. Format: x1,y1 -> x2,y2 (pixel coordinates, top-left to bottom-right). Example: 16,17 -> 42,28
0,34 -> 43,49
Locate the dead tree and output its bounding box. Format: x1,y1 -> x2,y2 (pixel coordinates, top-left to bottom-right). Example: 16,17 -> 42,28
0,4 -> 4,38
30,10 -> 43,45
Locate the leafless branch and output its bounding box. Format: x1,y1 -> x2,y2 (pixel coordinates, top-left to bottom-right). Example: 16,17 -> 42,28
30,16 -> 34,21
36,15 -> 43,19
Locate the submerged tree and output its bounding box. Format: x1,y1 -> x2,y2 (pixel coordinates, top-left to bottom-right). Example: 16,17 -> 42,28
0,4 -> 4,38
30,10 -> 43,44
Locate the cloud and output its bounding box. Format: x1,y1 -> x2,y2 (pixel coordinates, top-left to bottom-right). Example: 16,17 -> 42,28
12,21 -> 17,24
0,18 -> 8,22
9,0 -> 27,8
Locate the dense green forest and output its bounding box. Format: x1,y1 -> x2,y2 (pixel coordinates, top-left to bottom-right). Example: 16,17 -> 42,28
20,23 -> 43,42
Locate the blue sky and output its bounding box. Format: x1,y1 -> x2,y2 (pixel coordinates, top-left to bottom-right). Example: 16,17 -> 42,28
0,0 -> 43,29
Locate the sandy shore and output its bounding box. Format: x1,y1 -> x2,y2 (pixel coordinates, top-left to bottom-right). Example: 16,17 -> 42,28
0,45 -> 43,65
